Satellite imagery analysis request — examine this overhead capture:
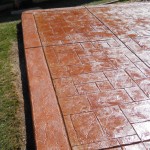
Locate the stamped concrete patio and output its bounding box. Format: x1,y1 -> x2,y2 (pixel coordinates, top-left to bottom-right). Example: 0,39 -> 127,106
22,3 -> 150,150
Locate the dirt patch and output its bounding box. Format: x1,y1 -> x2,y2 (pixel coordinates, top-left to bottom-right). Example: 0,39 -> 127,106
10,41 -> 26,149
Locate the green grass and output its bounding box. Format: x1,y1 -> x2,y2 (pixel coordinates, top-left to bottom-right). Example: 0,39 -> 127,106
0,20 -> 23,149
84,0 -> 128,5
85,0 -> 114,5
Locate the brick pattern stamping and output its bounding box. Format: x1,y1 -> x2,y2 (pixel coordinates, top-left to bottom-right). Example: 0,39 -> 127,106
22,3 -> 150,150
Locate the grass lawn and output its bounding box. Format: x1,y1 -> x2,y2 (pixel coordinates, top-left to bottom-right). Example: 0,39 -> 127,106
0,15 -> 25,149
85,0 -> 118,5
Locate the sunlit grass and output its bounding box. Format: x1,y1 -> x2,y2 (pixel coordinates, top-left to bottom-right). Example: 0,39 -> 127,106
0,21 -> 23,150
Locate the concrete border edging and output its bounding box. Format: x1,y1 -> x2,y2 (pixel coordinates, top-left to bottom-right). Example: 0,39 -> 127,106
22,13 -> 71,149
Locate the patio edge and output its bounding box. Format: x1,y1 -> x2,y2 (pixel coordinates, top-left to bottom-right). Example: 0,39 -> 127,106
22,13 -> 71,149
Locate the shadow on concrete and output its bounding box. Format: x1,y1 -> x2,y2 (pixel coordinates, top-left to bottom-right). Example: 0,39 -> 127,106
17,23 -> 36,150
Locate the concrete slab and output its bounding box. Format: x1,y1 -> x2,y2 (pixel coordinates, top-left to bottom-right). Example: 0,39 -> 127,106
22,3 -> 150,150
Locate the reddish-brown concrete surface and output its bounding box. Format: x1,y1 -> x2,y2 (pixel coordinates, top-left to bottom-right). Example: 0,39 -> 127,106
22,3 -> 150,150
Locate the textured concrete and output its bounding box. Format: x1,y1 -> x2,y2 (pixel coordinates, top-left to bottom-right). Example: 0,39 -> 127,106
22,3 -> 150,150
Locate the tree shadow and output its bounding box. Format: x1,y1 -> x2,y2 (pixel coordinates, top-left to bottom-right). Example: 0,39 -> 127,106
35,0 -> 102,9
17,23 -> 36,150
0,0 -> 105,23
0,10 -> 20,23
